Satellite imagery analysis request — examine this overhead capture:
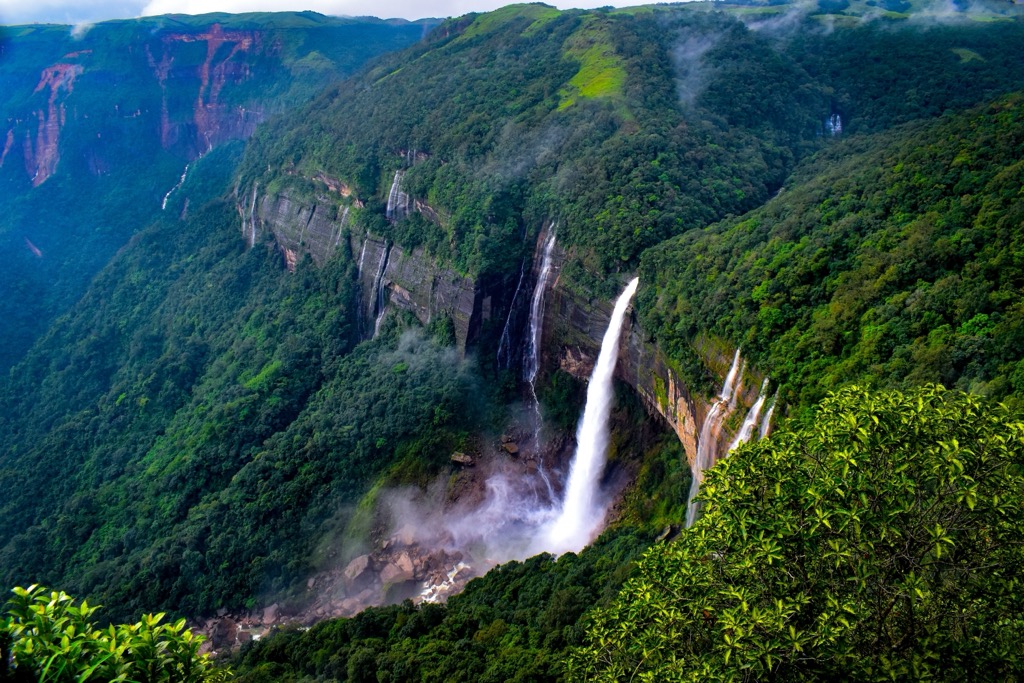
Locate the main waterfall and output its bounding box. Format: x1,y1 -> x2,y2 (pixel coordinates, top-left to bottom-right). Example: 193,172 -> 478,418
540,277 -> 639,554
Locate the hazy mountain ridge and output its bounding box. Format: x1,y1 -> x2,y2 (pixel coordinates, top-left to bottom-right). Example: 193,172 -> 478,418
0,12 -> 436,371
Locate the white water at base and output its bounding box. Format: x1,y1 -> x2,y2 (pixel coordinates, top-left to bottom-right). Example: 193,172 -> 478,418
539,277 -> 639,555
728,378 -> 770,453
686,349 -> 742,528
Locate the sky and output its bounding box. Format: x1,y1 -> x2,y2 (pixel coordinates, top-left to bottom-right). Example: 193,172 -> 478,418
0,0 -> 658,26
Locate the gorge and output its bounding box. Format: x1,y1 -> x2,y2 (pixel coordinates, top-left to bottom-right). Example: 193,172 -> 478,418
2,2 -> 1024,679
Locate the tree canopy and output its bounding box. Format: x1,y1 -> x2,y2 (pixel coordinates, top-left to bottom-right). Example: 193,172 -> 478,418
572,385 -> 1024,681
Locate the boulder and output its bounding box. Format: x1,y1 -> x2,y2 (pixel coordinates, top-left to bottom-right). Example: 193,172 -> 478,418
379,551 -> 416,585
343,554 -> 375,590
451,451 -> 473,465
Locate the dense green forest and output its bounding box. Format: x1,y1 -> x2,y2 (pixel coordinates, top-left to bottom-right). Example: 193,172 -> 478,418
639,93 -> 1024,408
2,2 -> 1024,681
239,6 -> 1024,294
233,385 -> 1024,681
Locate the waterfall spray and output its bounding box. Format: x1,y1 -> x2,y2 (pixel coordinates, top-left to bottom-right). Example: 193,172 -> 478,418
685,350 -> 742,528
541,277 -> 639,554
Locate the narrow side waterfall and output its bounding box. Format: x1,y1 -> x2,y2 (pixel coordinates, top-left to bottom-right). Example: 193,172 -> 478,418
356,235 -> 368,279
161,161 -> 192,210
242,183 -> 259,247
685,349 -> 743,528
385,170 -> 410,222
727,378 -> 770,453
759,390 -> 779,439
496,261 -> 527,370
523,230 -> 557,386
826,113 -> 843,136
540,277 -> 639,554
333,206 -> 350,250
371,243 -> 391,337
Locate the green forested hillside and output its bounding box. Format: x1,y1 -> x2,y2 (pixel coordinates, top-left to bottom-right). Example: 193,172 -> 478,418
0,197 -> 487,620
239,6 -> 1024,292
225,82 -> 1024,683
639,94 -> 1024,408
574,385 -> 1024,680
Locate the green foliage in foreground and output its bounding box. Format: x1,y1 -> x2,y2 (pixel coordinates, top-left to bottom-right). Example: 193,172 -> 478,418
0,585 -> 228,682
573,385 -> 1024,681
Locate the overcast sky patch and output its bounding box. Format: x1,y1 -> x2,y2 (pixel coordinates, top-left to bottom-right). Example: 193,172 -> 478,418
1,0 -> 655,26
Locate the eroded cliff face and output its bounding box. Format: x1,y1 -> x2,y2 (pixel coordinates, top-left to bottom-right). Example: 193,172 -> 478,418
242,172 -> 764,462
22,62 -> 83,186
243,186 -> 486,353
147,24 -> 266,157
352,234 -> 480,352
4,23 -> 282,187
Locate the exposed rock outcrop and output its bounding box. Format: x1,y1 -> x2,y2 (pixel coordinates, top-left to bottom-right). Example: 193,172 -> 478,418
148,24 -> 265,157
24,63 -> 83,186
247,193 -> 350,268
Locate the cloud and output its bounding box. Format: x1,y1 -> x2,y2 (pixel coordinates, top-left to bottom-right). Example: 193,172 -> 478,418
0,0 -> 147,25
2,0 -> 660,26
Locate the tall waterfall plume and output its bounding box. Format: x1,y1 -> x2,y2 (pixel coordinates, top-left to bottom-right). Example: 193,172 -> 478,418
540,277 -> 639,554
685,349 -> 743,528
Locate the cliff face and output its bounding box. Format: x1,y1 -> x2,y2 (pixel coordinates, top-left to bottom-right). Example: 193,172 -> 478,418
24,62 -> 82,186
147,24 -> 266,158
245,188 -> 487,353
352,234 -> 480,353
543,245 -> 767,466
